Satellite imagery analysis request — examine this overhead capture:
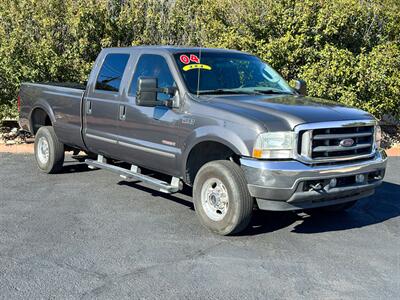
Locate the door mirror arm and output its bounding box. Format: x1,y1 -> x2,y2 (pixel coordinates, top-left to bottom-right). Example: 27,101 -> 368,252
151,87 -> 179,109
158,86 -> 177,96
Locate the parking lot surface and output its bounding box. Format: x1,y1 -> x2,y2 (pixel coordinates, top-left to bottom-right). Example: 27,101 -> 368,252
0,153 -> 399,299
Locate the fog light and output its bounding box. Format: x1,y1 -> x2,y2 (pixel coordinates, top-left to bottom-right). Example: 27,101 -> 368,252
355,174 -> 365,183
329,178 -> 337,188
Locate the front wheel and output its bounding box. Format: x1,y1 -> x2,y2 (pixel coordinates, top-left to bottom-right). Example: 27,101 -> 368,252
193,160 -> 253,235
34,126 -> 65,173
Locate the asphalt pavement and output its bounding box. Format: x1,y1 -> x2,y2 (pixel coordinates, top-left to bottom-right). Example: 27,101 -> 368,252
0,153 -> 399,299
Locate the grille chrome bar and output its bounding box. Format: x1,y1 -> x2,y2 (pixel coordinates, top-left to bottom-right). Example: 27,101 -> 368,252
313,132 -> 372,140
313,143 -> 372,152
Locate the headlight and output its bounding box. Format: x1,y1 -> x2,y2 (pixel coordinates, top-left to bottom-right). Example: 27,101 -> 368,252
374,125 -> 382,149
252,131 -> 296,159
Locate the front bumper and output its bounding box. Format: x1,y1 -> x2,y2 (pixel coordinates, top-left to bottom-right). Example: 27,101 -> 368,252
240,149 -> 387,211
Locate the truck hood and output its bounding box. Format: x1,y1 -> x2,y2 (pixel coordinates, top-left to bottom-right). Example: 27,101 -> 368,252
200,94 -> 374,131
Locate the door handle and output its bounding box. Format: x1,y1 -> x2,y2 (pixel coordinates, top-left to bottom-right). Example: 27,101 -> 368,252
86,100 -> 92,114
119,104 -> 126,121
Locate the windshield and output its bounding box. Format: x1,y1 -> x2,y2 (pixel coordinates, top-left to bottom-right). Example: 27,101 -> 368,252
174,51 -> 294,95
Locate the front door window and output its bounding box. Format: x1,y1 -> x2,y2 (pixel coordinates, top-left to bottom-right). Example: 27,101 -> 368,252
130,54 -> 175,101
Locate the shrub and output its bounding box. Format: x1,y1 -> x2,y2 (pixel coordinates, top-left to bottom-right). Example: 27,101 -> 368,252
0,0 -> 399,120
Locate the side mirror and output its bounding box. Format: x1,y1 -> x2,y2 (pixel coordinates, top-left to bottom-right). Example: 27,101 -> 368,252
136,77 -> 159,107
294,79 -> 307,96
136,77 -> 178,107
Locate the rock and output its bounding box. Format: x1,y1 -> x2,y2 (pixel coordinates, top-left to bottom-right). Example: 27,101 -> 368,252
5,140 -> 16,145
8,127 -> 18,138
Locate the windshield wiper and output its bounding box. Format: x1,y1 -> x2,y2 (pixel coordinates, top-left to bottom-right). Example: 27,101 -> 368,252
197,88 -> 293,96
253,88 -> 293,95
197,89 -> 261,95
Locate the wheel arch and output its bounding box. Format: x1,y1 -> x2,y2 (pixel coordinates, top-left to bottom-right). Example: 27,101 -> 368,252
182,127 -> 251,185
29,102 -> 56,134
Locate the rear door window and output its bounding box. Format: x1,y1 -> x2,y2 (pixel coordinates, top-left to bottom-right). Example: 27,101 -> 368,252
129,54 -> 175,101
95,53 -> 130,92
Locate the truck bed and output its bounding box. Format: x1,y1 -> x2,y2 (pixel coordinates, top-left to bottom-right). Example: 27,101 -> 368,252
19,82 -> 86,150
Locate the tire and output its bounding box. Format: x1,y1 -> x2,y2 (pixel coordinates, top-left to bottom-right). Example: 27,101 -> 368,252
310,200 -> 357,214
193,160 -> 253,235
34,126 -> 65,174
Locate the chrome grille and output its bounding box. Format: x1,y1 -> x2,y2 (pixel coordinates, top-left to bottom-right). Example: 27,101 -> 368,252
296,120 -> 376,163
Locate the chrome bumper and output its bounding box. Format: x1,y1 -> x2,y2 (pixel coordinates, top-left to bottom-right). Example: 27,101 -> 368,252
240,149 -> 387,211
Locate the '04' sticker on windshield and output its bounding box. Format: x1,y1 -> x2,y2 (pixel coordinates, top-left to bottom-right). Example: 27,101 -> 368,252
180,54 -> 200,64
182,64 -> 212,71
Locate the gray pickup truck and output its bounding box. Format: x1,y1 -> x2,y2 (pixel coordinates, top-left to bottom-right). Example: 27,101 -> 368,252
19,46 -> 387,235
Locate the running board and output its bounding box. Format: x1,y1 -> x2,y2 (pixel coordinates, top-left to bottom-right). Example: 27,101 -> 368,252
85,156 -> 182,194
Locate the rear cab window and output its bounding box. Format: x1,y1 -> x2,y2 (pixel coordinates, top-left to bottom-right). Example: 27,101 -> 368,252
95,53 -> 130,92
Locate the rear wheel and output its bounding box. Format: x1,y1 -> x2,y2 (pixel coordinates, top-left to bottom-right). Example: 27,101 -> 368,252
193,160 -> 253,235
34,126 -> 64,173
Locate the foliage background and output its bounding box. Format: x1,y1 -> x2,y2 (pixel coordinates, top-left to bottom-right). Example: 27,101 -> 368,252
0,0 -> 399,121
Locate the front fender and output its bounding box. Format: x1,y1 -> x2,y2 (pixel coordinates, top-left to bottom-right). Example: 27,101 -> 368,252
181,125 -> 251,176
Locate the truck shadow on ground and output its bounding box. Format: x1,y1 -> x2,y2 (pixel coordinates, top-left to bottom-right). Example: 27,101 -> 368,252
59,160 -> 95,174
118,180 -> 195,210
119,179 -> 400,237
242,182 -> 400,236
58,158 -> 400,237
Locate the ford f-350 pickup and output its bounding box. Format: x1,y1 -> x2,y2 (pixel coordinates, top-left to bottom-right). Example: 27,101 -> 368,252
18,46 -> 387,235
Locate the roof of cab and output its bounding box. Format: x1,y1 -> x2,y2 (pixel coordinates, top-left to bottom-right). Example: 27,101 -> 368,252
103,45 -> 247,55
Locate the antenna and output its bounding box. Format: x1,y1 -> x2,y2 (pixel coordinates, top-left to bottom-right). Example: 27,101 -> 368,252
195,13 -> 203,98
196,47 -> 202,97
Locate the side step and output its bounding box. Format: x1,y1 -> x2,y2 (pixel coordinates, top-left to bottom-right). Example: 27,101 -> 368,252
85,155 -> 182,194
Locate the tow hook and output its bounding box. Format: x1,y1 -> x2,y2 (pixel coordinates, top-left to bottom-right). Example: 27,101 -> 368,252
309,182 -> 324,191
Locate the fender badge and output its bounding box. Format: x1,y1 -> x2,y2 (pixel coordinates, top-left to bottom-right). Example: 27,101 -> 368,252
162,140 -> 176,146
182,117 -> 195,125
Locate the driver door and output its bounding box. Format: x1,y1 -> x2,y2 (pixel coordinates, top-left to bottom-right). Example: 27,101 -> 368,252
117,53 -> 183,176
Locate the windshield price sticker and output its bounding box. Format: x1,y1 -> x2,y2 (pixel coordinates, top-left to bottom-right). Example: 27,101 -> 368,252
182,64 -> 212,71
179,54 -> 211,71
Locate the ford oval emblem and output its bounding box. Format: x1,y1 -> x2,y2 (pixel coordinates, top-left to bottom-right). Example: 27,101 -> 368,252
340,138 -> 355,147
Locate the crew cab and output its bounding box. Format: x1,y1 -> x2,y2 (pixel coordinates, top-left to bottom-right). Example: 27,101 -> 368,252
18,46 -> 387,235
